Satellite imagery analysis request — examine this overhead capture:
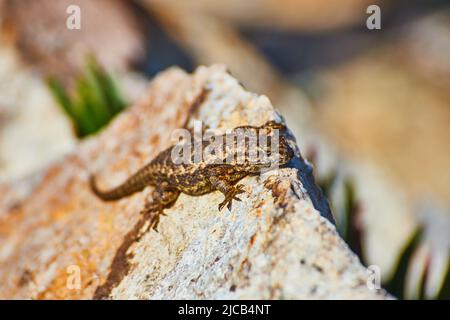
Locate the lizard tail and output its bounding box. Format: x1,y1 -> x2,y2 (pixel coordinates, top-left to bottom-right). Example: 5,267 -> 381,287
89,169 -> 151,201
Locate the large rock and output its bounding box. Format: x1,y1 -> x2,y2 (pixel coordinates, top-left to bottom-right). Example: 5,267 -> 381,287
0,65 -> 388,299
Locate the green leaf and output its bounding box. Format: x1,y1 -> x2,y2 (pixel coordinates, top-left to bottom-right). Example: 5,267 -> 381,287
437,258 -> 450,299
47,78 -> 73,118
47,55 -> 128,138
384,227 -> 423,299
342,178 -> 364,259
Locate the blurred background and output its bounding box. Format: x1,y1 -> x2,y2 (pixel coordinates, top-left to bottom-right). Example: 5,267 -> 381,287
0,0 -> 449,299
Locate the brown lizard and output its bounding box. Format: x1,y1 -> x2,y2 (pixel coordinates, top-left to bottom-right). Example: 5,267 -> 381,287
90,121 -> 294,231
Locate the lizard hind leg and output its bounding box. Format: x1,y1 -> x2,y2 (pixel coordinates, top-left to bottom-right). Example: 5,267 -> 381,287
209,177 -> 246,211
141,183 -> 180,232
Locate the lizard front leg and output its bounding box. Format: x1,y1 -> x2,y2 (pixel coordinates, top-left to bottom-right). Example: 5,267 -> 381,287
141,183 -> 180,232
209,176 -> 246,211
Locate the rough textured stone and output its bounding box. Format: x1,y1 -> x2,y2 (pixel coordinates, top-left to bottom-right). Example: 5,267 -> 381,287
0,65 -> 388,299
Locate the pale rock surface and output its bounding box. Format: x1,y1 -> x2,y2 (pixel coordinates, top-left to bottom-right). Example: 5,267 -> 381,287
0,65 -> 388,299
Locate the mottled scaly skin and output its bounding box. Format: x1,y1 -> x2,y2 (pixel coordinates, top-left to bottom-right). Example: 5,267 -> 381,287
90,121 -> 293,231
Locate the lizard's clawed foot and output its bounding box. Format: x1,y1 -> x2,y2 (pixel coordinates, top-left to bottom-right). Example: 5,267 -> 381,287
140,204 -> 165,232
218,184 -> 246,211
149,212 -> 162,232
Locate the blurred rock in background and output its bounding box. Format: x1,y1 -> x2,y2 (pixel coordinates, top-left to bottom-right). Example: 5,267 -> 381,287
0,44 -> 76,182
1,0 -> 145,84
145,0 -> 378,31
310,10 -> 450,298
0,0 -> 148,182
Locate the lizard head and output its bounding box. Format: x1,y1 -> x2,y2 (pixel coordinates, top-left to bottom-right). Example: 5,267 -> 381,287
275,134 -> 295,166
245,121 -> 294,172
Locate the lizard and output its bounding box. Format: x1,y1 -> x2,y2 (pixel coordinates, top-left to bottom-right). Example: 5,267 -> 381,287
90,121 -> 294,231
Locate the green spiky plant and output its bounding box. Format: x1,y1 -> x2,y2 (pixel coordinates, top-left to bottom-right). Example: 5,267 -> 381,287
47,56 -> 127,138
386,227 -> 450,300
